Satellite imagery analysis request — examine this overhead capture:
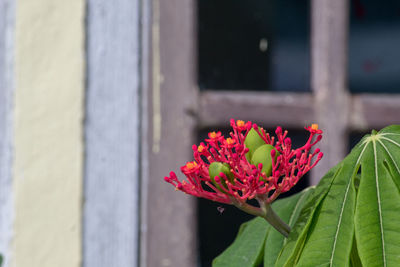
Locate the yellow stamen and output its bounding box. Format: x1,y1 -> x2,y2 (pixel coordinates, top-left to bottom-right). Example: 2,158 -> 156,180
311,123 -> 319,130
236,120 -> 245,127
198,145 -> 205,153
209,131 -> 217,139
226,138 -> 235,145
186,161 -> 197,170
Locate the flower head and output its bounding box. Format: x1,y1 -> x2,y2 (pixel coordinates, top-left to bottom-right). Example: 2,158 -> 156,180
305,123 -> 323,134
165,119 -> 323,206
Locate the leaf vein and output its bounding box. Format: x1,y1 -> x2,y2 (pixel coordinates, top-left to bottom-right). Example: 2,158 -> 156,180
328,141 -> 368,266
356,141 -> 369,165
381,136 -> 400,149
329,175 -> 351,266
380,133 -> 400,137
377,139 -> 400,176
373,140 -> 386,267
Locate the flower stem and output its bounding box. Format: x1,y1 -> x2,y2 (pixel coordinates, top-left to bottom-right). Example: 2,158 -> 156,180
231,198 -> 265,218
259,201 -> 291,238
263,204 -> 291,238
232,197 -> 291,238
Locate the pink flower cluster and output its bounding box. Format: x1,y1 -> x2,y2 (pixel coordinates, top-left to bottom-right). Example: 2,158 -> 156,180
164,119 -> 323,205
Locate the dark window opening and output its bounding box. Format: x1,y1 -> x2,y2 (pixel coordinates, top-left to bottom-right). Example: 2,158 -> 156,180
198,0 -> 310,92
349,0 -> 400,93
348,130 -> 371,152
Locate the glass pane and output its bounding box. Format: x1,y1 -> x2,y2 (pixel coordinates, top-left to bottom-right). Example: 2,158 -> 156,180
196,128 -> 310,266
198,0 -> 310,92
349,0 -> 400,93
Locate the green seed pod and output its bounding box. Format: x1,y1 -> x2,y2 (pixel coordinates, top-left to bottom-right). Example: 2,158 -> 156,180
209,162 -> 235,192
251,144 -> 280,177
244,128 -> 266,162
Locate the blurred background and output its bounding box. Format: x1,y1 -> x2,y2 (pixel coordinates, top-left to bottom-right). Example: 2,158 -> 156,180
0,0 -> 399,266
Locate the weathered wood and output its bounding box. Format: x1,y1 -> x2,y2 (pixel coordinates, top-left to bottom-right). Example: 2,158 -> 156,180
140,0 -> 400,265
84,1 -> 140,266
198,91 -> 315,128
0,1 -> 14,266
311,0 -> 350,184
140,0 -> 198,266
350,94 -> 400,131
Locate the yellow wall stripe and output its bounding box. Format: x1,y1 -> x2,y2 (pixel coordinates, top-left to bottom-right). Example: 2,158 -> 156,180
14,0 -> 84,266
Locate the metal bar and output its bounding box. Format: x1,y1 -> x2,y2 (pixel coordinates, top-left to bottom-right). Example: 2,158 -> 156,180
311,0 -> 350,184
141,0 -> 198,266
198,91 -> 315,129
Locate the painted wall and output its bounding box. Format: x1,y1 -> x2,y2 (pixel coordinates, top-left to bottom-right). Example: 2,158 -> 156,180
0,0 -> 15,266
0,0 -> 140,266
14,0 -> 85,266
84,0 -> 140,266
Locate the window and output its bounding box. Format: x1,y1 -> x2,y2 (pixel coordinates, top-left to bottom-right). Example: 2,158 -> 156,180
141,0 -> 400,266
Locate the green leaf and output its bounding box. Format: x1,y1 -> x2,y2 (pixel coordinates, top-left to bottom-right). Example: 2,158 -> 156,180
354,129 -> 400,266
350,235 -> 362,267
276,133 -> 368,266
277,125 -> 400,266
212,217 -> 270,267
275,163 -> 343,266
213,188 -> 316,267
215,125 -> 400,267
264,187 -> 315,267
294,150 -> 360,266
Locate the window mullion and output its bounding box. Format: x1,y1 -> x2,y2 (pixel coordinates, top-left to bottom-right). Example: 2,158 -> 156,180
141,0 -> 198,266
198,91 -> 314,129
311,0 -> 350,184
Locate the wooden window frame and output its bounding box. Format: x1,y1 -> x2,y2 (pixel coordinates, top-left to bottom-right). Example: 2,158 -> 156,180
141,0 -> 400,266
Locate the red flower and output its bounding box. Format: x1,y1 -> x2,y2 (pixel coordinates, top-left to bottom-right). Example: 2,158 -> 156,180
305,123 -> 323,134
164,119 -> 323,206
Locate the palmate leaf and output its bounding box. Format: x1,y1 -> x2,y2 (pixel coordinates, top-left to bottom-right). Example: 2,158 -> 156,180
276,125 -> 400,266
355,126 -> 400,266
213,125 -> 400,266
